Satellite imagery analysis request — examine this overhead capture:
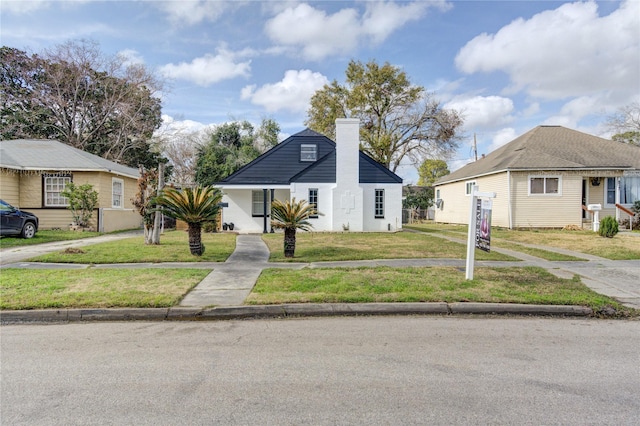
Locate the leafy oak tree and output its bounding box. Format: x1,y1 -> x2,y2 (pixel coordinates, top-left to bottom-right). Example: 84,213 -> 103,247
0,40 -> 164,169
195,119 -> 280,186
417,159 -> 450,186
305,59 -> 463,172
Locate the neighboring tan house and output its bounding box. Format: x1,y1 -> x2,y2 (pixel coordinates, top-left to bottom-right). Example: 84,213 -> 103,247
0,139 -> 142,232
217,118 -> 403,233
433,125 -> 640,229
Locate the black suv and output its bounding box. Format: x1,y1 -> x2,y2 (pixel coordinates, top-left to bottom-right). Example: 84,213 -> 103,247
0,200 -> 39,239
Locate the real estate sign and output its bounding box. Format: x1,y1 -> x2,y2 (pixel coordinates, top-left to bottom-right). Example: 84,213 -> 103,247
475,198 -> 492,252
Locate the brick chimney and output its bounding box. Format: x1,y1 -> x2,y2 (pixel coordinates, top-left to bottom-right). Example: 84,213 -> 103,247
333,118 -> 363,231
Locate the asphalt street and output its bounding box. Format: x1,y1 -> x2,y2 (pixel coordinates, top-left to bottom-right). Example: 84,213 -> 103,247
2,316 -> 639,425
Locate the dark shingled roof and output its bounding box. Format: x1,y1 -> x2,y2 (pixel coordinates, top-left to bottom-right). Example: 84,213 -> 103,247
219,128 -> 402,185
436,126 -> 640,185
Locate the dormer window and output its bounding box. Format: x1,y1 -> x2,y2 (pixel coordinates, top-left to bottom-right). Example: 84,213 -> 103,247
300,144 -> 317,162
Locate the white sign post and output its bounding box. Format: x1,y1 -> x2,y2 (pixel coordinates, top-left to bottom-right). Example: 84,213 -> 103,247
465,185 -> 497,280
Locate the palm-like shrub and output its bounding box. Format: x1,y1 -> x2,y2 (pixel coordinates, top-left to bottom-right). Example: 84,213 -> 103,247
155,186 -> 222,255
271,198 -> 316,258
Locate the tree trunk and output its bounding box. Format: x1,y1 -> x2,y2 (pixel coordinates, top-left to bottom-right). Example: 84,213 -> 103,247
150,163 -> 165,245
188,223 -> 204,256
283,228 -> 296,258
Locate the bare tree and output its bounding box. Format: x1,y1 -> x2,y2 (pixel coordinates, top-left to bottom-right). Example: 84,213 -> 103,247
1,40 -> 163,167
154,129 -> 205,187
606,102 -> 640,146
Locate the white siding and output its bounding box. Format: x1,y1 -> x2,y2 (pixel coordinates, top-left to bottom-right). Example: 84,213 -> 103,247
362,183 -> 403,231
291,183 -> 334,231
220,188 -> 291,233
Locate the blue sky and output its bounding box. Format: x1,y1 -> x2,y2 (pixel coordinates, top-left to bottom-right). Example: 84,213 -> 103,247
2,0 -> 639,183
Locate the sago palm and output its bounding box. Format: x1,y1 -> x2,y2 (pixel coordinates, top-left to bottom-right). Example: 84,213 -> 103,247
270,198 -> 316,258
155,186 -> 223,256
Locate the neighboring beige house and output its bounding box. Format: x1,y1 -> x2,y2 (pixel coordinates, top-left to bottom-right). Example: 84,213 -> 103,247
0,139 -> 142,232
433,126 -> 640,229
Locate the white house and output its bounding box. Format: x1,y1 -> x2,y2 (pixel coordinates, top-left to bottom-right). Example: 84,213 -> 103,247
217,119 -> 403,233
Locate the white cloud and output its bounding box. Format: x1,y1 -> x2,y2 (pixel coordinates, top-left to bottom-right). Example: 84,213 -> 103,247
118,49 -> 145,66
241,69 -> 329,113
155,1 -> 230,26
160,48 -> 251,86
487,127 -> 517,152
445,95 -> 515,130
522,102 -> 540,117
543,95 -> 602,128
156,114 -> 208,135
362,1 -> 445,44
455,1 -> 640,100
264,2 -> 443,61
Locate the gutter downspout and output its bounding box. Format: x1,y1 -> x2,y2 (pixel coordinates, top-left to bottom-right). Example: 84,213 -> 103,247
507,170 -> 513,229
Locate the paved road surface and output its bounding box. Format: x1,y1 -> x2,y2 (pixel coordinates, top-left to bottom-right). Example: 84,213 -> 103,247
2,317 -> 639,425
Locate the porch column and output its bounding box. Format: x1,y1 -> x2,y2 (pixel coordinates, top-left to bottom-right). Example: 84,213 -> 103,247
263,188 -> 268,234
270,189 -> 275,233
616,177 -> 621,222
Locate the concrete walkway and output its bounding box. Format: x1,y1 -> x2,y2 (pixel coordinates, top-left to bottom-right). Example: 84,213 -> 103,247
178,235 -> 303,307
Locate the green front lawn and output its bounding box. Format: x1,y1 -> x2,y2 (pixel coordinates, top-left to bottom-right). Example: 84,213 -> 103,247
248,266 -> 633,315
0,268 -> 210,310
405,223 -> 640,260
262,232 -> 516,262
28,231 -> 237,263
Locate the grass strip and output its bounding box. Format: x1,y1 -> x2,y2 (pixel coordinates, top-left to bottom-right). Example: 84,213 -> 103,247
0,268 -> 209,310
248,266 -> 632,314
263,232 -> 516,262
491,241 -> 585,261
27,231 -> 236,263
405,224 -> 640,260
0,229 -> 102,248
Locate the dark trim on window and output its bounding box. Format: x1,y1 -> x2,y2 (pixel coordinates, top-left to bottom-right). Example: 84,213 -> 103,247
308,188 -> 318,218
251,190 -> 270,217
374,188 -> 385,219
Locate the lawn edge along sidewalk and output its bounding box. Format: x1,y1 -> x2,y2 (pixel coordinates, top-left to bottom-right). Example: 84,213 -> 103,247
0,303 -> 593,324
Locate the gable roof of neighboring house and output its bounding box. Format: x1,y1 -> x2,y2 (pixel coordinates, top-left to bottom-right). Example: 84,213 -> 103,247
0,139 -> 140,179
435,126 -> 640,186
219,128 -> 402,185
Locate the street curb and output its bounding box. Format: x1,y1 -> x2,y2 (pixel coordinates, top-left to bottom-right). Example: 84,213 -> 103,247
0,302 -> 593,324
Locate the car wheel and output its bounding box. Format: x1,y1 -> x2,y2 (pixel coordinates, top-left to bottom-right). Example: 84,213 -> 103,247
21,222 -> 36,239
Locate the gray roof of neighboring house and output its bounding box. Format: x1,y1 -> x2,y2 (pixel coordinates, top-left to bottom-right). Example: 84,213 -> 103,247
0,139 -> 140,179
435,126 -> 640,185
219,128 -> 402,185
